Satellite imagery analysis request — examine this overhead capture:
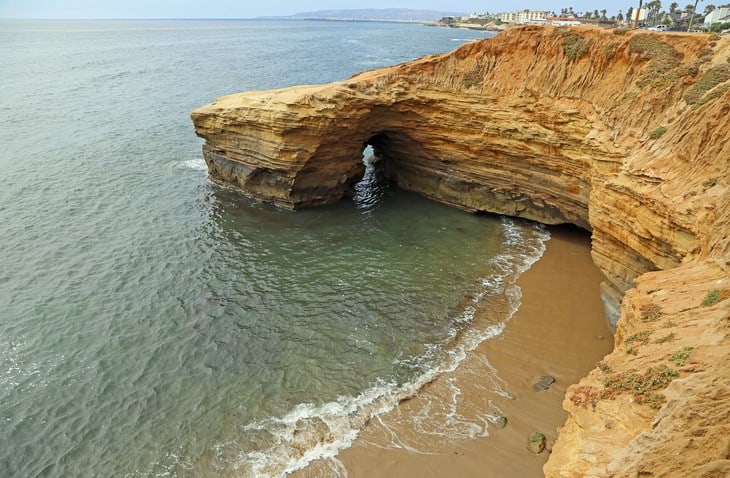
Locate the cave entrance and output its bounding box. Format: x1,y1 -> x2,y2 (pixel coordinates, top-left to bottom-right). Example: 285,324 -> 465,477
351,134 -> 391,210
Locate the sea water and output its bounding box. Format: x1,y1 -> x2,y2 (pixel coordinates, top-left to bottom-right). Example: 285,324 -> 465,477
0,20 -> 548,477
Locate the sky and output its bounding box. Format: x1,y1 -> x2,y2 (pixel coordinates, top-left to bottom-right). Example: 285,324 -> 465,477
0,1 -> 638,20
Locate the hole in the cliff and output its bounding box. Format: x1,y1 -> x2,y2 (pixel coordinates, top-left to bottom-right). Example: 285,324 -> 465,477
352,144 -> 389,210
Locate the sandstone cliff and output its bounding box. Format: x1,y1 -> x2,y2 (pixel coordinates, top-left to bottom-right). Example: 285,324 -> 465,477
192,26 -> 730,477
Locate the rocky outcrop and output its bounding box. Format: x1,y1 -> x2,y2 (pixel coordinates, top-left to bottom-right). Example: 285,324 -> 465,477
546,263 -> 730,477
192,26 -> 730,477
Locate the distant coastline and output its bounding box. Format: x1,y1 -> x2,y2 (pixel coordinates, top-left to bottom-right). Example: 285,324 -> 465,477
294,18 -> 432,24
257,8 -> 465,24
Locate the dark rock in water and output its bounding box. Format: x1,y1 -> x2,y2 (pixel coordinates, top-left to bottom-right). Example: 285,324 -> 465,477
528,432 -> 547,453
494,416 -> 508,429
532,375 -> 556,392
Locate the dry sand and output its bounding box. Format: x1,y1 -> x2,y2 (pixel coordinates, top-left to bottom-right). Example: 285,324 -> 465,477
294,226 -> 614,477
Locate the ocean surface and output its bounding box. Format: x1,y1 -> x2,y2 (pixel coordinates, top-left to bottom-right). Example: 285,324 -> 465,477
0,20 -> 548,477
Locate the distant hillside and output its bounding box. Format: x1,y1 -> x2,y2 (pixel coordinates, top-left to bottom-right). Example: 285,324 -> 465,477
260,8 -> 465,23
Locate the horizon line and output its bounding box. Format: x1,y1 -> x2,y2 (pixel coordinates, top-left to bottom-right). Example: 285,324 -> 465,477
0,17 -> 442,22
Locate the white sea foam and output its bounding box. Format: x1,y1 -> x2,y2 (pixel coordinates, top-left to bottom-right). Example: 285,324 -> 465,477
177,158 -> 207,171
213,217 -> 550,477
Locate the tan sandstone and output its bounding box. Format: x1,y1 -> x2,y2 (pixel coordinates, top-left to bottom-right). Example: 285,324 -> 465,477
192,26 -> 730,477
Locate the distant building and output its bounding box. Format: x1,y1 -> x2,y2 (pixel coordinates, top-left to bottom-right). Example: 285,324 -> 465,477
499,10 -> 548,24
704,7 -> 730,26
631,8 -> 647,22
499,12 -> 515,23
673,12 -> 705,29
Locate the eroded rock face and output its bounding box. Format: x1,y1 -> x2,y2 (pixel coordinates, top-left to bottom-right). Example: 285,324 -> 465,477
546,262 -> 730,477
192,26 -> 730,477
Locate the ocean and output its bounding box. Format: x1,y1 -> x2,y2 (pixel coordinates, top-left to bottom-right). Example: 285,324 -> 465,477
0,20 -> 548,477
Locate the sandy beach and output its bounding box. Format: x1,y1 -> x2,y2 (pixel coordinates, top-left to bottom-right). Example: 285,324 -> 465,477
294,226 -> 615,477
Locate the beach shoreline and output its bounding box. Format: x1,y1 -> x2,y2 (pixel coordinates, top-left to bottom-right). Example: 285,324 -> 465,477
293,225 -> 614,477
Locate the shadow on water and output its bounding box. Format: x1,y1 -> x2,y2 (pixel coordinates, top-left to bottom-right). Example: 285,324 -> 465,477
204,145 -> 394,236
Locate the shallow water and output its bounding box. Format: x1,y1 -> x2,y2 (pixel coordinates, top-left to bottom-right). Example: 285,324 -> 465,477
0,20 -> 548,476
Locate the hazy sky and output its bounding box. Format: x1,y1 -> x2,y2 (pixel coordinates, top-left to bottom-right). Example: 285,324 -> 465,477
0,1 -> 636,19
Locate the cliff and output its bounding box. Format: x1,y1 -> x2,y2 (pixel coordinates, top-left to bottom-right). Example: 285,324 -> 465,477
192,26 -> 730,476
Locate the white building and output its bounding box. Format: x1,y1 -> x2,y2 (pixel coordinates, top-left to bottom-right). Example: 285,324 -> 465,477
499,12 -> 515,23
499,10 -> 548,24
631,8 -> 647,22
704,7 -> 730,26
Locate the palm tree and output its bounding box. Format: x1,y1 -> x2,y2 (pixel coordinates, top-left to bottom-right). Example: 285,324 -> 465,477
601,8 -> 608,19
646,0 -> 663,24
686,0 -> 700,31
704,3 -> 716,14
669,1 -> 679,12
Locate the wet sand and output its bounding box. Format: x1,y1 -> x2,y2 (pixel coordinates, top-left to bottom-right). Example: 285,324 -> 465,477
294,226 -> 614,477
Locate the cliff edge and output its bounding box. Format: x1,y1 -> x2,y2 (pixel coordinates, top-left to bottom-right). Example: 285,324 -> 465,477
192,26 -> 730,476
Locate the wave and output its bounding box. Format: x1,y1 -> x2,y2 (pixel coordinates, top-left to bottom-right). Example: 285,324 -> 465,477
206,217 -> 550,477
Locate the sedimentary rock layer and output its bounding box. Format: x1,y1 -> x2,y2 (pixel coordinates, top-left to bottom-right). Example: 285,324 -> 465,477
192,26 -> 730,477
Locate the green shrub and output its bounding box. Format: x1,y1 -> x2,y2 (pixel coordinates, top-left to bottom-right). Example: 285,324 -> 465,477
684,64 -> 730,104
669,347 -> 693,366
708,21 -> 730,33
702,289 -> 720,307
629,34 -> 681,61
649,126 -> 667,139
572,364 -> 680,410
563,34 -> 593,62
602,365 -> 678,409
626,330 -> 653,345
692,83 -> 730,110
629,34 -> 693,89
